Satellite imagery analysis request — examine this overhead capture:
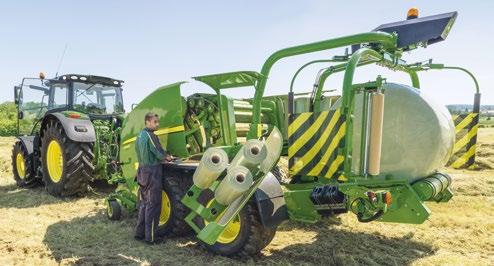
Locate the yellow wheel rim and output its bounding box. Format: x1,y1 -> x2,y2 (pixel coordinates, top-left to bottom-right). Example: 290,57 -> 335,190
46,140 -> 63,183
16,153 -> 26,178
159,191 -> 171,225
205,200 -> 241,244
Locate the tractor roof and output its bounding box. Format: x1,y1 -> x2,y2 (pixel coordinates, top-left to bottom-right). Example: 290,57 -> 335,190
193,71 -> 265,91
55,74 -> 124,87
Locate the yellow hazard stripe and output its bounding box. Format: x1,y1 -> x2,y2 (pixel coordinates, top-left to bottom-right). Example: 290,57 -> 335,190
122,138 -> 136,146
337,174 -> 347,182
306,123 -> 346,176
289,110 -> 341,175
324,155 -> 345,179
288,112 -> 312,138
453,124 -> 478,154
122,125 -> 185,145
288,112 -> 329,159
451,144 -> 476,168
455,113 -> 476,134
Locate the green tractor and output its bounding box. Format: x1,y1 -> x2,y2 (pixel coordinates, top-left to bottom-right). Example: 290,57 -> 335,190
107,10 -> 480,257
12,73 -> 125,196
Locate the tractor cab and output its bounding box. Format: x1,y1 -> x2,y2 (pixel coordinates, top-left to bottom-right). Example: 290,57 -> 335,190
14,73 -> 124,135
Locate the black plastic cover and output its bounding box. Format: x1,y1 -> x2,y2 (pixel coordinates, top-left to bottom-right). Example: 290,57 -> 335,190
374,12 -> 458,49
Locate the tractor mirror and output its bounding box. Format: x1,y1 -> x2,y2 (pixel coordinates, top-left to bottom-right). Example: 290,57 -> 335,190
18,111 -> 24,120
14,86 -> 20,104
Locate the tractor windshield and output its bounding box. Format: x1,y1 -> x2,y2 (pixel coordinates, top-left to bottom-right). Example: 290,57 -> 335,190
72,82 -> 124,115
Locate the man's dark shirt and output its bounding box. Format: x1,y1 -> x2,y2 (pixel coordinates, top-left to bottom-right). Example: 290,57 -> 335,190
135,128 -> 166,166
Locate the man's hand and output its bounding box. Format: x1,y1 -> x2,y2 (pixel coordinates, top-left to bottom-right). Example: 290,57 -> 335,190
162,154 -> 173,163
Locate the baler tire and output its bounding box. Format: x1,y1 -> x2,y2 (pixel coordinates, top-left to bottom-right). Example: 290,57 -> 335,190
41,119 -> 94,197
157,173 -> 194,237
107,200 -> 122,220
11,141 -> 36,187
271,165 -> 289,184
198,200 -> 276,257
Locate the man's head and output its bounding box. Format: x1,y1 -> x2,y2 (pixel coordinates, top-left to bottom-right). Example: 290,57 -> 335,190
145,112 -> 160,131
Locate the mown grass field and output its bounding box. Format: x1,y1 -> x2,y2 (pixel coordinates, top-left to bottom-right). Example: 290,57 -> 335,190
480,116 -> 494,127
0,129 -> 493,265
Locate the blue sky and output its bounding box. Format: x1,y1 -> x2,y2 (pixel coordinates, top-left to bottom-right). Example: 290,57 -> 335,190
1,1 -> 492,110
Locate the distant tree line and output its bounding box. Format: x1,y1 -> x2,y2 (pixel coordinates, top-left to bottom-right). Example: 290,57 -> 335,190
0,102 -> 18,136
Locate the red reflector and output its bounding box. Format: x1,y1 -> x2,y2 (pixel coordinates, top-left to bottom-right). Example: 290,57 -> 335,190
68,113 -> 81,119
384,192 -> 392,206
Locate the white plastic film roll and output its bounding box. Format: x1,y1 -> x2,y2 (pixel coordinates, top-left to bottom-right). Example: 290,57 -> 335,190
368,92 -> 385,176
260,127 -> 283,173
214,165 -> 253,205
193,148 -> 228,189
229,139 -> 267,173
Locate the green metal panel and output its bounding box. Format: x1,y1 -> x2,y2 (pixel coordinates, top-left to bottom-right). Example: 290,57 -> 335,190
283,185 -> 321,223
119,82 -> 188,178
283,178 -> 432,224
193,71 -> 264,91
218,95 -> 237,146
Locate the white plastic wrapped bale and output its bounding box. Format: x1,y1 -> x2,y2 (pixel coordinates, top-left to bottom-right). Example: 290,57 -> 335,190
332,83 -> 455,182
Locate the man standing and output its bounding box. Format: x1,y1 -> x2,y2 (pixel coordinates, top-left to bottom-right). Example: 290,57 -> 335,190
134,112 -> 171,244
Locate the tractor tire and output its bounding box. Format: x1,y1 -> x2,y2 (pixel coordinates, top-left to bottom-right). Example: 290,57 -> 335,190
41,119 -> 95,197
197,192 -> 277,257
157,172 -> 194,237
11,141 -> 36,187
107,199 -> 122,220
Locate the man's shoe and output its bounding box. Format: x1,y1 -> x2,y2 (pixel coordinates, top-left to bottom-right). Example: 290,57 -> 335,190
145,237 -> 165,245
134,235 -> 144,241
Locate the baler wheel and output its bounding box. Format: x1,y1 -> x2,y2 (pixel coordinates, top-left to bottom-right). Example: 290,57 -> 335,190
197,195 -> 276,257
157,173 -> 194,237
11,141 -> 36,187
271,165 -> 289,184
107,199 -> 122,220
41,119 -> 94,197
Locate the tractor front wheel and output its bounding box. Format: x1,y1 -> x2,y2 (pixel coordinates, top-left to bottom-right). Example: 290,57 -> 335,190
41,120 -> 95,197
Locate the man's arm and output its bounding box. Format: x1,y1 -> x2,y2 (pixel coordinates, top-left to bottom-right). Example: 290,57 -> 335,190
146,132 -> 166,161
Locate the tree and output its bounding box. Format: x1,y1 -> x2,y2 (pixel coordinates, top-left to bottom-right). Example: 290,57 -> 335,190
0,101 -> 18,136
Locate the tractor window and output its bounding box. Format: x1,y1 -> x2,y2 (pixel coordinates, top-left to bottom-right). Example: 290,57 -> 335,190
18,79 -> 49,135
49,84 -> 68,109
72,82 -> 124,115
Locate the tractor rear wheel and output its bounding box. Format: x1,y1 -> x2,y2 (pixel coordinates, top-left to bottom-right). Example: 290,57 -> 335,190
41,119 -> 95,197
11,141 -> 36,187
157,172 -> 194,237
197,194 -> 277,257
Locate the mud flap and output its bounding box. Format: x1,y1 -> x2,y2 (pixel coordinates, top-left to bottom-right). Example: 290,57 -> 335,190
254,172 -> 289,228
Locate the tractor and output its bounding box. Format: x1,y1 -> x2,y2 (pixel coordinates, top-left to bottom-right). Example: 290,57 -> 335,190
12,73 -> 125,196
106,10 -> 481,257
